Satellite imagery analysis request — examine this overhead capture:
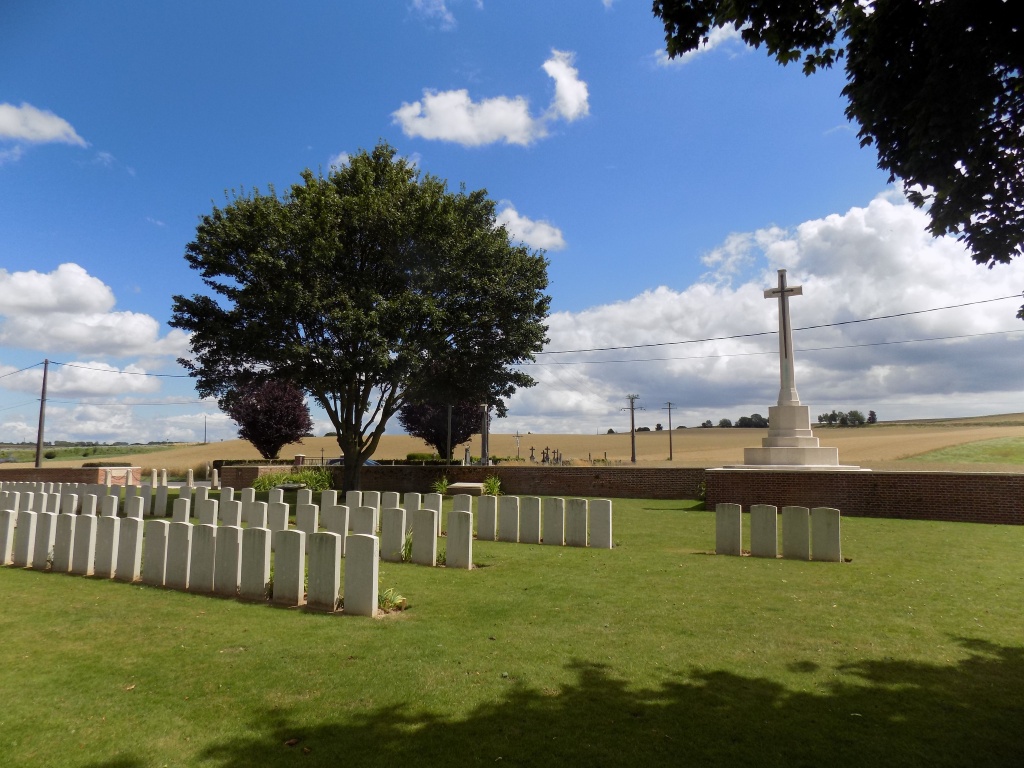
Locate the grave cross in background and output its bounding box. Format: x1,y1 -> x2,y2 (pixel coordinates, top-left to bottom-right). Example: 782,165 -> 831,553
764,269 -> 803,407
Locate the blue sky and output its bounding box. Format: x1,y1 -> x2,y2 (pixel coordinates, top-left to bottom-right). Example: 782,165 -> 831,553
2,0 -> 1023,444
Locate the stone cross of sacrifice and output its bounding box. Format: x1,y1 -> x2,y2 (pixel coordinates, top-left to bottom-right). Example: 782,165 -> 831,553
764,268 -> 803,407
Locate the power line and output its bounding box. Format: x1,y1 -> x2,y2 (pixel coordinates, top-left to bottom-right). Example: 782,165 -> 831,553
51,361 -> 193,378
521,328 -> 1024,366
535,294 -> 1022,356
0,361 -> 46,380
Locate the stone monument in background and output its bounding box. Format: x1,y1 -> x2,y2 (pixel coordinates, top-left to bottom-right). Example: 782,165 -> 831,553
742,269 -> 858,469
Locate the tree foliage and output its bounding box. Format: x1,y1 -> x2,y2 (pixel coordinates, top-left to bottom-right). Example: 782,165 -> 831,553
221,379 -> 313,460
171,143 -> 550,489
653,1 -> 1024,294
398,401 -> 484,461
735,413 -> 769,428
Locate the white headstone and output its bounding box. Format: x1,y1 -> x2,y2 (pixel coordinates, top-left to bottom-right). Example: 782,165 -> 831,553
498,496 -> 520,543
272,529 -> 306,606
248,501 -> 269,529
213,525 -> 242,597
268,502 -> 290,548
125,496 -> 144,520
715,503 -> 743,556
344,534 -> 379,617
13,509 -> 37,568
411,507 -> 438,566
94,516 -> 121,578
542,497 -> 564,546
351,506 -> 376,536
519,497 -> 541,544
142,520 -> 170,586
307,532 -> 342,611
345,490 -> 362,511
153,485 -> 169,518
811,507 -> 842,562
782,506 -> 810,560
172,497 -> 191,523
381,491 -> 400,510
320,504 -> 349,556
240,527 -> 271,601
477,495 -> 497,541
189,524 -> 217,594
590,499 -> 613,549
750,504 -> 778,559
198,499 -> 218,527
116,517 -> 144,582
165,522 -> 193,590
220,499 -> 243,528
71,514 -> 98,575
296,503 -> 319,545
565,498 -> 588,548
380,507 -> 407,563
447,509 -> 473,569
52,513 -> 77,573
32,511 -> 58,571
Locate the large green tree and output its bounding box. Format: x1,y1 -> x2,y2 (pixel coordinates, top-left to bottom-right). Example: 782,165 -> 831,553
171,144 -> 550,489
653,1 -> 1023,310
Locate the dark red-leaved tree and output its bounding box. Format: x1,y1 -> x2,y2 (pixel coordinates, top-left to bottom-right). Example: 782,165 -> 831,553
222,380 -> 314,460
398,401 -> 484,461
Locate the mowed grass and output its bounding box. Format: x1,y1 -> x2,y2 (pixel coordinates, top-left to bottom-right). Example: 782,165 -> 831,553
1,500 -> 1022,768
907,436 -> 1024,465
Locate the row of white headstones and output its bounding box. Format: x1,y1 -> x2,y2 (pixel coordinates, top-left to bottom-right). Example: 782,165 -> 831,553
715,503 -> 842,561
0,482 -> 614,615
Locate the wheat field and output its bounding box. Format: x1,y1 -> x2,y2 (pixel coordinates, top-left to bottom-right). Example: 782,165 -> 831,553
36,413 -> 1024,474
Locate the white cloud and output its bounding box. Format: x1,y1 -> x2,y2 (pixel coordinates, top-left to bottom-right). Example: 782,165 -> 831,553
542,50 -> 589,122
328,151 -> 350,168
0,263 -> 191,357
0,102 -> 87,145
393,50 -> 589,146
412,0 -> 456,29
504,189 -> 1024,432
654,25 -> 744,67
496,204 -> 566,251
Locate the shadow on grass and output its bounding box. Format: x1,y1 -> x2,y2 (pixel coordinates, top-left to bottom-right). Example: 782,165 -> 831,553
142,637 -> 1024,767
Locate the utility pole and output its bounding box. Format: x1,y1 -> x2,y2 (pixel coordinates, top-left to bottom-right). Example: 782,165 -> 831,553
34,359 -> 49,468
480,403 -> 489,465
621,394 -> 643,464
663,401 -> 674,461
445,404 -> 453,465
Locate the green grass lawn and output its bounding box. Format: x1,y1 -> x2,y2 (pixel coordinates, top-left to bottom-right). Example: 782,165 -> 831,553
905,436 -> 1024,464
1,499 -> 1021,767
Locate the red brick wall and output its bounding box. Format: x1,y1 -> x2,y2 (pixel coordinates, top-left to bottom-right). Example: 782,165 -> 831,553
705,469 -> 1024,526
0,467 -> 142,485
216,464 -> 1024,526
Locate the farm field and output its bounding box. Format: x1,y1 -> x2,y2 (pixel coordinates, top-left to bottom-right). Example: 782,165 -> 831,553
22,412 -> 1024,475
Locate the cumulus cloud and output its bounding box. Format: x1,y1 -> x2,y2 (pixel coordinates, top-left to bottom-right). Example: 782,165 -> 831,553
654,25 -> 744,67
542,50 -> 589,121
328,151 -> 350,169
496,204 -> 566,251
0,263 -> 191,356
392,50 -> 589,146
0,102 -> 87,145
504,190 -> 1024,432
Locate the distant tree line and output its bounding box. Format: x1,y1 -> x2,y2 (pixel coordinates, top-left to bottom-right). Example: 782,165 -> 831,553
817,409 -> 878,427
697,410 -> 878,428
